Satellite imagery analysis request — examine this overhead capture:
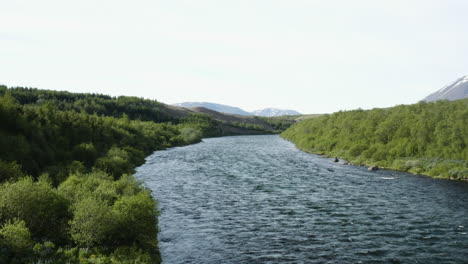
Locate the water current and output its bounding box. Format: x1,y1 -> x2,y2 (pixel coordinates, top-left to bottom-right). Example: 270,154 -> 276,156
135,135 -> 468,264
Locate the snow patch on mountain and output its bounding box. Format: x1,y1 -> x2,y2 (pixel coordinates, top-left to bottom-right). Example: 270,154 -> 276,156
173,102 -> 302,117
423,75 -> 468,102
173,102 -> 251,116
251,108 -> 302,117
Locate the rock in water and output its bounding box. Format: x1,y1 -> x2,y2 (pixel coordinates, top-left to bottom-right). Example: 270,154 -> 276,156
368,166 -> 379,171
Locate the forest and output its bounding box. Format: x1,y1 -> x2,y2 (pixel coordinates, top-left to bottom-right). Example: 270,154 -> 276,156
281,99 -> 468,180
0,85 -> 284,263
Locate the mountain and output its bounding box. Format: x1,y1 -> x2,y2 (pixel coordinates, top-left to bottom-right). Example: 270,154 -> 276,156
251,108 -> 302,117
174,102 -> 302,117
423,75 -> 468,102
173,102 -> 251,116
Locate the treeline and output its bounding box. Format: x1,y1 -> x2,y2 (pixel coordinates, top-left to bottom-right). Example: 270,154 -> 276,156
231,116 -> 297,133
282,99 -> 468,180
257,116 -> 297,131
0,86 -> 232,263
0,86 -> 175,123
0,85 -> 287,136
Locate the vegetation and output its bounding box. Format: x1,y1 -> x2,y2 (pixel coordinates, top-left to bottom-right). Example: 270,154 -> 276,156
0,86 -> 175,123
257,116 -> 298,132
282,99 -> 468,180
0,85 -> 279,263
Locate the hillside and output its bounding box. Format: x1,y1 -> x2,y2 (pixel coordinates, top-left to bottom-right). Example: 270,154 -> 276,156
423,75 -> 468,102
294,114 -> 324,121
0,86 -> 280,136
173,102 -> 302,117
173,102 -> 251,116
282,99 -> 468,180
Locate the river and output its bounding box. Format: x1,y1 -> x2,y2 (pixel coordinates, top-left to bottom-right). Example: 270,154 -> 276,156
135,135 -> 468,264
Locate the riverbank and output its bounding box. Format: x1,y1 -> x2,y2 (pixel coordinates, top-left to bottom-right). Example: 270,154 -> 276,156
280,99 -> 468,181
285,140 -> 468,181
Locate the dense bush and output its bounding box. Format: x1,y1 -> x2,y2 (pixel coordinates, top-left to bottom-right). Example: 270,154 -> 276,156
0,219 -> 34,261
282,99 -> 468,179
0,160 -> 25,183
0,177 -> 70,243
112,191 -> 159,250
0,171 -> 161,263
70,197 -> 115,248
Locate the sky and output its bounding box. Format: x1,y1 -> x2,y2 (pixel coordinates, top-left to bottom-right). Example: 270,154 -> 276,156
1,0 -> 467,114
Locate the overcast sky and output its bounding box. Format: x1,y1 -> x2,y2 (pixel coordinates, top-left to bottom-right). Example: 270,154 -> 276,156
1,0 -> 467,114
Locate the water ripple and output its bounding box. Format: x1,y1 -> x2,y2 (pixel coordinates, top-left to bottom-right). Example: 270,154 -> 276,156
135,135 -> 468,264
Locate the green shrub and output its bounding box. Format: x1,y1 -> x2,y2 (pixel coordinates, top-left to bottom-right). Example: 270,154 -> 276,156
347,144 -> 368,157
448,168 -> 468,180
113,191 -> 158,249
0,218 -> 33,255
33,241 -> 56,260
180,127 -> 203,144
94,148 -> 133,179
113,174 -> 143,197
58,171 -> 119,206
73,143 -> 98,167
0,177 -> 70,242
371,148 -> 388,162
70,197 -> 116,248
428,162 -> 451,178
0,160 -> 25,183
111,245 -> 158,264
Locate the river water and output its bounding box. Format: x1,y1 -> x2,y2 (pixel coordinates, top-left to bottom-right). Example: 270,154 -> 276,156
135,135 -> 468,264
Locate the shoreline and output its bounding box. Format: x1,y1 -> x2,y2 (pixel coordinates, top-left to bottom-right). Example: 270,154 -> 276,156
283,138 -> 467,181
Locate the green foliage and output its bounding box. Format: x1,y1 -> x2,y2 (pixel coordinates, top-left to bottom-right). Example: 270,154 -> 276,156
231,121 -> 267,131
58,172 -> 119,207
179,113 -> 222,137
112,192 -> 158,250
0,160 -> 25,183
282,99 -> 468,179
179,127 -> 203,144
114,174 -> 145,197
257,116 -> 297,132
0,88 -> 223,179
95,147 -> 133,179
0,87 -> 173,123
111,245 -> 159,264
0,86 -> 223,263
55,171 -> 158,262
0,218 -> 34,256
70,197 -> 116,248
73,143 -> 98,167
32,241 -> 56,260
0,177 -> 70,242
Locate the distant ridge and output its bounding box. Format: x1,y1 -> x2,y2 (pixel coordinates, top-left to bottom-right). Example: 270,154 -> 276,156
173,102 -> 301,117
423,75 -> 468,102
173,102 -> 251,116
251,108 -> 301,117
